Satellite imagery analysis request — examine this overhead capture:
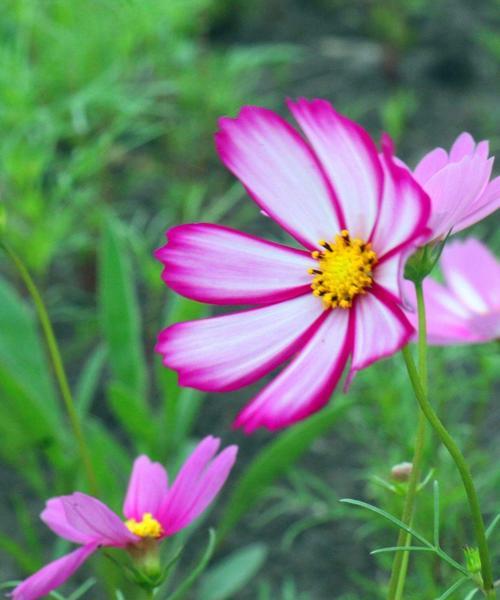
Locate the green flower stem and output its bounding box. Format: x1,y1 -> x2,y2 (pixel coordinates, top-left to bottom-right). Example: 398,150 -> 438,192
387,282 -> 428,600
401,345 -> 495,595
1,241 -> 98,494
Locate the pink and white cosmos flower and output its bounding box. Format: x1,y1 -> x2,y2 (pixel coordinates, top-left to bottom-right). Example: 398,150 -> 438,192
12,437 -> 237,600
412,132 -> 500,240
156,99 -> 431,433
405,238 -> 500,344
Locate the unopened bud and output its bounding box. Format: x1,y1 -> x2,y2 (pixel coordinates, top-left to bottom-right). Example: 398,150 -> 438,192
391,462 -> 413,482
464,546 -> 482,576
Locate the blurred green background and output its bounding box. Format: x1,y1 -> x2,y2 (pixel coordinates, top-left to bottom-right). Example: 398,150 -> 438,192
0,0 -> 498,598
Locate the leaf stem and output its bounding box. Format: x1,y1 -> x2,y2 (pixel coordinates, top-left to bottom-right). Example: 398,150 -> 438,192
387,282 -> 427,599
1,241 -> 98,494
401,345 -> 495,595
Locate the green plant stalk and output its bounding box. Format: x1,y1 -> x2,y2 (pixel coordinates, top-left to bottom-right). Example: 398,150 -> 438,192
387,282 -> 428,600
401,345 -> 495,595
1,241 -> 98,494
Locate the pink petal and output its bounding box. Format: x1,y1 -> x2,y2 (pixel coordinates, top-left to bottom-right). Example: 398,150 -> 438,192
412,278 -> 480,345
59,493 -> 137,547
155,224 -> 314,305
424,154 -> 493,239
371,134 -> 431,260
469,310 -> 500,340
42,498 -> 98,545
234,308 -> 351,433
11,544 -> 97,600
163,445 -> 238,535
449,132 -> 475,161
413,147 -> 448,183
156,294 -> 325,392
374,254 -> 403,301
123,455 -> 169,522
215,106 -> 340,249
440,238 -> 500,313
476,140 -> 489,159
349,286 -> 414,376
452,175 -> 500,234
287,98 -> 383,240
160,436 -> 224,531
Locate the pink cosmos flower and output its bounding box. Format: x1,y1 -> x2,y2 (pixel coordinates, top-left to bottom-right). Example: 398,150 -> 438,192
155,99 -> 431,433
405,238 -> 500,344
412,132 -> 500,240
12,437 -> 237,600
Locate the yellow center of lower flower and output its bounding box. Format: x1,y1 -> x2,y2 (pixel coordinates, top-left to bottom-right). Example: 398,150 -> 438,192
125,512 -> 164,538
309,230 -> 378,309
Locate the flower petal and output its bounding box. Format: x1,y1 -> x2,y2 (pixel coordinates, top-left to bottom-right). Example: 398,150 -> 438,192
469,311 -> 500,340
11,544 -> 97,600
163,444 -> 238,535
287,98 -> 383,239
234,308 -> 351,433
58,493 -> 137,547
424,153 -> 493,239
371,134 -> 431,259
156,224 -> 314,305
413,147 -> 448,183
156,294 -> 325,392
215,106 -> 340,248
452,175 -> 500,234
406,278 -> 480,345
160,436 -> 221,531
449,132 -> 475,161
440,238 -> 500,313
349,286 -> 413,376
123,456 -> 169,522
42,499 -> 97,545
374,253 -> 403,301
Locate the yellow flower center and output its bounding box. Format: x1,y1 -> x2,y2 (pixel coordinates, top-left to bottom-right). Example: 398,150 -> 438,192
309,230 -> 378,309
125,512 -> 164,539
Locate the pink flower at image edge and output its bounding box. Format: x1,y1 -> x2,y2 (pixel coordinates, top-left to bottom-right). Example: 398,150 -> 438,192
156,98 -> 431,433
412,131 -> 500,240
12,437 -> 237,600
405,238 -> 500,344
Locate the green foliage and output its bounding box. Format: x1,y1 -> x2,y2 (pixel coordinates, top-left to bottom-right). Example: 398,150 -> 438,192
197,544 -> 268,600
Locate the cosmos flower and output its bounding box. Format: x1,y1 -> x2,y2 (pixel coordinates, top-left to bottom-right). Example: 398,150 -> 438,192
405,238 -> 500,344
12,437 -> 237,600
411,132 -> 500,240
155,99 -> 431,433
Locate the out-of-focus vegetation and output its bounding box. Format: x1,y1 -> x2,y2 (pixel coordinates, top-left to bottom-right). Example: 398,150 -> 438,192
0,0 -> 498,598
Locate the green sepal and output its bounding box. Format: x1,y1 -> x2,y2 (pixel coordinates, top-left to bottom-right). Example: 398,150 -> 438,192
404,234 -> 450,284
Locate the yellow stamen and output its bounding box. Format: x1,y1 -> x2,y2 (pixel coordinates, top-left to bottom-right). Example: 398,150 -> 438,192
309,230 -> 378,309
125,512 -> 163,539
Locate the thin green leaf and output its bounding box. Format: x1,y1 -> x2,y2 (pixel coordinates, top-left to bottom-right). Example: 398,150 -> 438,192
339,498 -> 432,547
433,480 -> 440,547
434,576 -> 468,600
370,546 -> 435,555
67,578 -> 96,600
166,529 -> 217,600
218,397 -> 351,542
463,588 -> 480,600
197,543 -> 267,600
107,382 -> 155,448
98,213 -> 147,398
486,513 -> 500,538
75,345 -> 107,417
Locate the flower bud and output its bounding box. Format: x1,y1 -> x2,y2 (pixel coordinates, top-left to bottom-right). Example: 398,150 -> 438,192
391,462 -> 413,482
